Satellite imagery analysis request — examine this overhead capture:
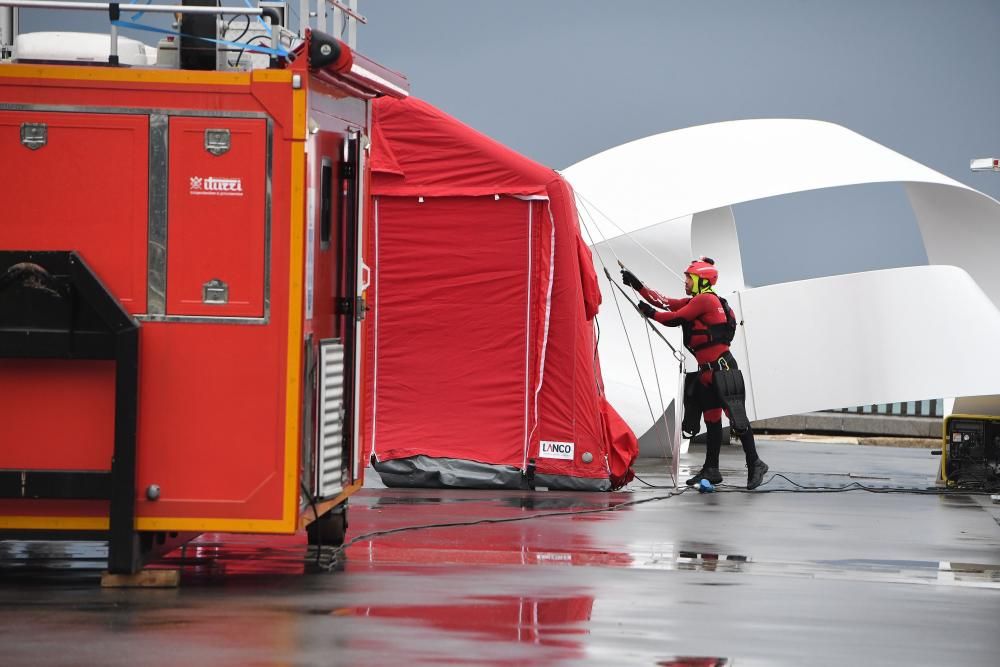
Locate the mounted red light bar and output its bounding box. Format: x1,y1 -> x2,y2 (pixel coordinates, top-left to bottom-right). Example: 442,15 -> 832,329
301,29 -> 409,99
307,28 -> 353,74
344,52 -> 409,99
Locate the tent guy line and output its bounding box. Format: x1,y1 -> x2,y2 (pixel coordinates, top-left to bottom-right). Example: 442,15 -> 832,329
635,275 -> 678,488
575,189 -> 689,369
576,189 -> 694,484
576,191 -> 684,363
572,187 -> 687,282
576,194 -> 684,485
640,284 -> 672,456
576,199 -> 671,469
605,265 -> 685,363
577,203 -> 663,385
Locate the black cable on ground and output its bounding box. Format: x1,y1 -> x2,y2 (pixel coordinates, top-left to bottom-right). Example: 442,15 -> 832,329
317,473 -> 995,569
634,470 -> 998,495
631,473 -> 676,489
716,472 -> 998,495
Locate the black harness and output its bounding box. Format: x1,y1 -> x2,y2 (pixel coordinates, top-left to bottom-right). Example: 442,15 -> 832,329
681,293 -> 737,354
679,297 -> 750,437
698,351 -> 737,373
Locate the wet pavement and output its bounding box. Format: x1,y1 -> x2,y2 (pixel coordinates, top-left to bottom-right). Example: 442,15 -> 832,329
2,439 -> 999,666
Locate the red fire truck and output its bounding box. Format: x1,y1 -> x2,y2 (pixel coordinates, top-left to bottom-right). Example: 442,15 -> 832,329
0,1 -> 407,576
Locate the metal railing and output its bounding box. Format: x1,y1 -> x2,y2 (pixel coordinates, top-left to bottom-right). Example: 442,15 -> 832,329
0,0 -> 267,65
1,0 -> 368,62
827,399 -> 943,419
317,0 -> 363,49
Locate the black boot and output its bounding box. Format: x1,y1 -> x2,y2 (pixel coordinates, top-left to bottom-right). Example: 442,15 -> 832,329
687,421 -> 724,486
686,467 -> 723,486
738,429 -> 759,465
747,459 -> 769,490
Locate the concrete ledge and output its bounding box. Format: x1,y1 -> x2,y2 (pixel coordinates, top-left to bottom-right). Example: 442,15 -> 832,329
761,433 -> 941,448
753,412 -> 942,439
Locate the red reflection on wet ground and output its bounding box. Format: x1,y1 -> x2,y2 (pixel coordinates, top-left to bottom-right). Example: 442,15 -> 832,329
153,489 -> 638,581
348,594 -> 594,650
147,489 -> 629,662
156,533 -> 314,581
344,489 -> 636,568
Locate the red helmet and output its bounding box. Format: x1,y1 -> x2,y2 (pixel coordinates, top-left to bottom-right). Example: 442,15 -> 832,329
685,256 -> 718,286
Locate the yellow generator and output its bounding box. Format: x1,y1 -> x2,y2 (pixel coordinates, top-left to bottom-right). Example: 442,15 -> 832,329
940,415 -> 1000,489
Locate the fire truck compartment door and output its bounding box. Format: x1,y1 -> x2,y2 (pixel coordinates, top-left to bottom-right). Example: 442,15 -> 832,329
1,110 -> 149,312
167,117 -> 267,317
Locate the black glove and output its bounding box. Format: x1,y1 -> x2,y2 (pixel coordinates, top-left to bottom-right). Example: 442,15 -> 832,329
637,301 -> 656,318
621,269 -> 643,290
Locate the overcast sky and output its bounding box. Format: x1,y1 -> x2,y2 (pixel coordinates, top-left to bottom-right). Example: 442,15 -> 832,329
19,0 -> 1000,285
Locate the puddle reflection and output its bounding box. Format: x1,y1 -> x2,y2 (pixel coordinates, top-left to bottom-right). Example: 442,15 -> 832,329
368,491 -> 633,513
347,593 -> 594,651
158,534 -> 341,584
677,550 -> 750,573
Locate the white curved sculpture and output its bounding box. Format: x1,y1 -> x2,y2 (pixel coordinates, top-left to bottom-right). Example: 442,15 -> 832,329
742,266 -> 1000,419
564,119 -> 1000,444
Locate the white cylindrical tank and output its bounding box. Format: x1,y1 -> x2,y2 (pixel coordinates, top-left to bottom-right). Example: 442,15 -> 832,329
15,32 -> 156,67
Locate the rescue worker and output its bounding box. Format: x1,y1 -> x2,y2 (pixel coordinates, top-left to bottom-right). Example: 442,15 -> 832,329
622,258 -> 769,490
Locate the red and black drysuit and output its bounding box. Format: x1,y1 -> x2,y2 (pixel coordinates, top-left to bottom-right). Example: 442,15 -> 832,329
638,286 -> 760,470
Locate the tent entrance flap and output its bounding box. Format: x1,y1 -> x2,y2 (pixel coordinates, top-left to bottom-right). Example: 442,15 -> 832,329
369,196 -> 537,469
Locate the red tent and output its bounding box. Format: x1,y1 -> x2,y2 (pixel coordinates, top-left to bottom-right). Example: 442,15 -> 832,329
361,97 -> 636,491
